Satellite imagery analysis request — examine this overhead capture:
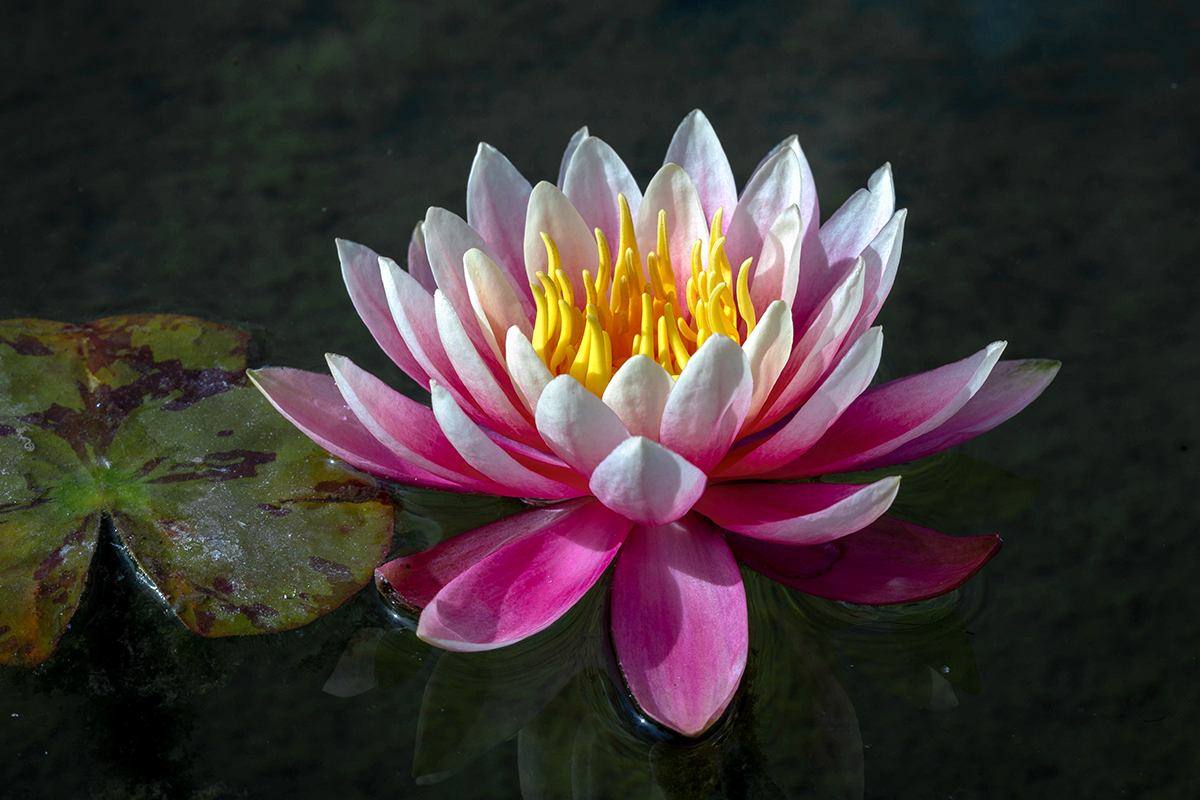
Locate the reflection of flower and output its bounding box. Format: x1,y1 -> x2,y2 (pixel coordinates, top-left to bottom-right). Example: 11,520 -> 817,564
251,110 -> 1058,736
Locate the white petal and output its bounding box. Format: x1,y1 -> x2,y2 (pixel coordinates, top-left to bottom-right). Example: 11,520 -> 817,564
563,135 -> 642,253
534,375 -> 630,475
589,437 -> 708,526
659,334 -> 753,473
524,182 -> 597,291
504,327 -> 554,416
601,355 -> 675,441
635,164 -> 710,301
741,300 -> 794,426
464,248 -> 534,363
748,204 -> 802,312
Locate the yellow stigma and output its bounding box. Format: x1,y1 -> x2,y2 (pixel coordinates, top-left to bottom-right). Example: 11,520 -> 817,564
530,194 -> 756,396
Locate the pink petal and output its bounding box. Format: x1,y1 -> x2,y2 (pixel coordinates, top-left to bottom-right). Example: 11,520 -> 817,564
423,207 -> 502,363
466,142 -> 535,308
659,334 -> 753,473
796,163 -> 894,325
695,477 -> 900,545
858,358 -> 1062,468
247,367 -> 460,490
635,164 -> 710,301
557,126 -> 589,189
376,498 -> 607,609
588,437 -> 708,526
337,238 -> 431,388
434,290 -> 539,446
748,204 -> 802,313
601,355 -> 674,441
727,516 -> 1002,605
534,375 -> 630,475
611,516 -> 747,737
764,342 -> 1007,479
430,382 -> 583,500
664,109 -> 737,227
406,221 -> 437,293
753,259 -> 866,431
853,208 -> 906,334
416,501 -> 633,650
724,146 -> 801,277
719,326 -> 882,479
562,135 -> 642,255
380,256 -> 478,415
524,181 -> 597,290
326,353 -> 508,494
748,134 -> 820,261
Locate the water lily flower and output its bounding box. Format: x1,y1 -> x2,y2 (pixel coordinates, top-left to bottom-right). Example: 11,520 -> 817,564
250,110 -> 1059,737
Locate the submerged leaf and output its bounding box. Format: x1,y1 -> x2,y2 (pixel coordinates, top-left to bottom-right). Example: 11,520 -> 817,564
0,315 -> 393,666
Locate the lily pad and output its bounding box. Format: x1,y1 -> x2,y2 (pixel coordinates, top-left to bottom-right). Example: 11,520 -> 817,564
0,314 -> 393,667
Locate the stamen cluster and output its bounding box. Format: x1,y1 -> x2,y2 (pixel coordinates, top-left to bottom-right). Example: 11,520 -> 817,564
530,194 -> 757,396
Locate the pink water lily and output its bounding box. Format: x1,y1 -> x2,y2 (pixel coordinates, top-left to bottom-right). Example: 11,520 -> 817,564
250,110 -> 1058,737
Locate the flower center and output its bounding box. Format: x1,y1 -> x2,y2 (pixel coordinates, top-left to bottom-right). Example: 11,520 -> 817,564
530,194 -> 758,397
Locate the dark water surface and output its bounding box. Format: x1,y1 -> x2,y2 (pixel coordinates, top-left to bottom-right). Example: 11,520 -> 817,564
2,0 -> 1196,797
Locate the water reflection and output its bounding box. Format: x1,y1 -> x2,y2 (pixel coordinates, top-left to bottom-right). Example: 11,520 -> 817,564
329,555 -> 985,799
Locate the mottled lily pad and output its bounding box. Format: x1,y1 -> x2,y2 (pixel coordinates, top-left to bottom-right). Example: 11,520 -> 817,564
0,315 -> 393,667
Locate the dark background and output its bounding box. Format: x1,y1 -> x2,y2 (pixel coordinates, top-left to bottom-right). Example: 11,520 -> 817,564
2,0 -> 1197,797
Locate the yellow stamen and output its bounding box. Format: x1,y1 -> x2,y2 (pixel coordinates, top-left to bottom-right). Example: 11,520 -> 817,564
527,202 -> 757,397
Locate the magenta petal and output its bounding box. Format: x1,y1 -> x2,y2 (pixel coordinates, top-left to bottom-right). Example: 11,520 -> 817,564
337,239 -> 431,388
727,516 -> 1002,605
248,367 -> 461,490
377,499 -> 599,608
858,358 -> 1062,468
768,342 -> 1006,478
416,501 -> 633,650
695,477 -> 900,545
612,516 -> 747,737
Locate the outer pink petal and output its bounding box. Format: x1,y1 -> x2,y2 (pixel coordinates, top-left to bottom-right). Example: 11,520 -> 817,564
764,342 -> 1007,479
747,204 -> 802,313
430,382 -> 583,500
434,291 -> 540,446
664,109 -> 737,227
380,256 -> 479,415
326,353 -> 508,494
247,367 -> 460,490
795,163 -> 894,326
635,164 -> 710,301
752,257 -> 865,432
659,333 -> 753,473
612,516 -> 747,737
337,238 -> 431,388
588,437 -> 708,526
376,498 -> 605,609
748,134 -> 819,262
724,147 -> 801,277
563,135 -> 642,254
524,181 -> 597,290
718,326 -> 882,479
557,126 -> 589,189
694,477 -> 900,545
406,221 -> 437,293
534,375 -> 630,475
416,502 -> 633,651
466,142 -> 535,309
423,207 -> 503,363
858,358 -> 1062,468
727,517 -> 1002,605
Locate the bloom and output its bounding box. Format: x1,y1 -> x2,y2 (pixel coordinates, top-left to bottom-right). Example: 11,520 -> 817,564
250,110 -> 1058,736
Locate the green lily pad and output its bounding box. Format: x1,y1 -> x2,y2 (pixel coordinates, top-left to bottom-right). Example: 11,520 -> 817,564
0,314 -> 393,667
